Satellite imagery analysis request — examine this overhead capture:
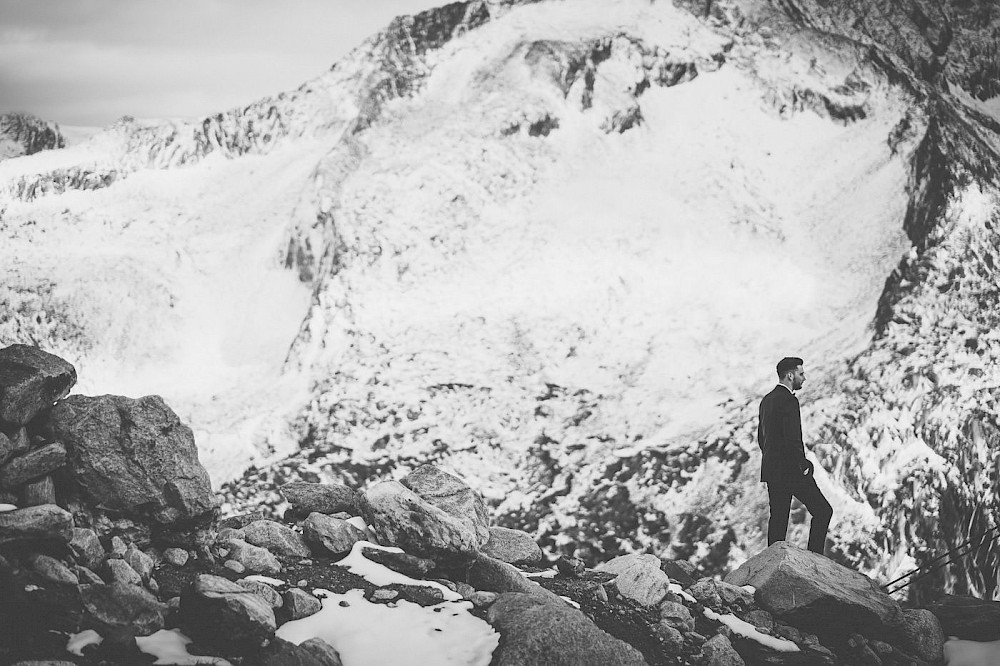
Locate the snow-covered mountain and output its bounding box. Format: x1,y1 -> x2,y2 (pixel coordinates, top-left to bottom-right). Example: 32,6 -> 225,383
1,0 -> 998,602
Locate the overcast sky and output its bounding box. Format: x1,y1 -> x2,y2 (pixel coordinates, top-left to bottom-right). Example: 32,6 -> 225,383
0,0 -> 444,128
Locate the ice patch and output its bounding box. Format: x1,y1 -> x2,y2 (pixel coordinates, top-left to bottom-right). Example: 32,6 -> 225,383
703,608 -> 800,652
66,629 -> 103,656
337,540 -> 460,600
135,629 -> 232,665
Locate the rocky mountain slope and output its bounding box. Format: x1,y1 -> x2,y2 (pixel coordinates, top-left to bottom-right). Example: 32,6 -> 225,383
1,0 -> 998,605
0,113 -> 65,161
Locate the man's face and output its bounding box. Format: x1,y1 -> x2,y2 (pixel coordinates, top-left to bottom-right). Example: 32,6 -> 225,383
790,365 -> 806,391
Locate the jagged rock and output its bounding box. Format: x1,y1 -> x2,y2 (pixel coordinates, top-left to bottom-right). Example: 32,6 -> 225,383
744,609 -> 775,632
0,504 -> 73,546
225,560 -> 246,574
700,634 -> 745,666
80,581 -> 166,639
469,591 -> 500,608
284,588 -> 322,620
105,559 -> 142,586
0,443 -> 67,491
45,394 -> 216,525
926,595 -> 1000,641
226,538 -> 282,575
482,526 -> 543,564
556,556 -> 586,577
400,465 -> 491,545
239,579 -> 284,609
163,547 -> 189,567
69,528 -> 105,569
0,345 -> 76,426
724,543 -> 904,640
27,553 -> 78,585
123,545 -> 154,583
716,580 -> 754,611
894,608 -> 945,664
242,519 -> 311,557
181,574 -> 276,650
660,600 -> 695,632
302,513 -> 366,556
358,481 -> 482,562
359,545 -> 435,577
280,482 -> 358,516
466,552 -> 564,604
109,536 -> 127,556
21,475 -> 57,506
487,592 -> 647,665
595,553 -> 673,607
688,578 -> 723,608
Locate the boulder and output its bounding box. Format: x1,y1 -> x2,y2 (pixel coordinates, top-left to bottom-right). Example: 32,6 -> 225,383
596,553 -> 673,607
302,513 -> 366,557
360,545 -> 435,577
894,608 -> 944,664
163,547 -> 189,567
45,394 -> 216,525
181,574 -> 276,651
298,637 -> 344,666
400,465 -> 490,545
283,588 -> 322,620
358,481 -> 482,561
259,636 -> 343,666
700,634 -> 744,666
0,345 -> 76,426
123,545 -> 154,583
0,443 -> 67,491
659,600 -> 695,633
226,538 -> 282,575
482,526 -> 543,564
487,592 -> 647,665
242,519 -> 311,557
280,482 -> 358,516
69,528 -> 105,569
239,579 -> 284,609
81,581 -> 166,639
21,474 -> 57,506
105,559 -> 142,586
0,504 -> 73,546
466,552 -> 564,604
724,542 -> 904,640
27,553 -> 78,585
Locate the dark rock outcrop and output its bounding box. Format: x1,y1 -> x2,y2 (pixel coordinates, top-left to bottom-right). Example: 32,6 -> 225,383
0,344 -> 76,426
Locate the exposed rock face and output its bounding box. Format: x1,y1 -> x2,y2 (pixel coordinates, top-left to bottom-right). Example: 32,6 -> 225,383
486,592 -> 647,665
0,344 -> 77,426
724,543 -> 904,640
46,394 -> 216,526
358,480 -> 483,562
0,113 -> 65,160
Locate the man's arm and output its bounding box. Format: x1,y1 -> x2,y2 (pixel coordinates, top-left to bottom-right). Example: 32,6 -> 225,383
779,396 -> 811,475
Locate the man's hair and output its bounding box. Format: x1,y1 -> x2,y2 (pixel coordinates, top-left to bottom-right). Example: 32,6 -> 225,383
776,357 -> 804,379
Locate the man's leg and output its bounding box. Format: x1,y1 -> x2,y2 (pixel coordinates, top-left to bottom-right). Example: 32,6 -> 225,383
792,475 -> 833,554
766,481 -> 793,546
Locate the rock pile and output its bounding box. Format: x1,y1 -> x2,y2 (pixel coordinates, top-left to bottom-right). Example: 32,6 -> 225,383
1,344 -> 996,665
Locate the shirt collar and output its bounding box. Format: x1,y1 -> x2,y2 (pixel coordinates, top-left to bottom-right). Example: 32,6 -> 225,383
776,383 -> 795,395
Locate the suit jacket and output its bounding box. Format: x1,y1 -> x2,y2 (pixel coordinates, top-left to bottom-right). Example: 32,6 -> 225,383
757,385 -> 809,482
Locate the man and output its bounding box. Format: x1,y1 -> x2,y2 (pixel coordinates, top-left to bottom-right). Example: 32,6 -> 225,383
758,357 -> 832,554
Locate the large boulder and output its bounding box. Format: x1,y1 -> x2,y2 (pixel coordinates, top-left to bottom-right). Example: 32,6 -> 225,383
81,581 -> 166,640
400,465 -> 490,545
486,592 -> 647,665
302,513 -> 366,557
358,481 -> 482,562
724,543 -> 904,640
0,345 -> 76,426
596,553 -> 674,607
926,595 -> 1000,641
895,608 -> 944,665
242,520 -> 311,558
181,574 -> 276,651
45,394 -> 216,525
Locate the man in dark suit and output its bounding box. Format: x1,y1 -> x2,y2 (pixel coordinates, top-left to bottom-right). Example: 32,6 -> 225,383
758,357 -> 832,554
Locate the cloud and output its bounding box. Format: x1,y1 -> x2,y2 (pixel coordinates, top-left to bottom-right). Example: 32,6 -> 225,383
0,0 -> 445,126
